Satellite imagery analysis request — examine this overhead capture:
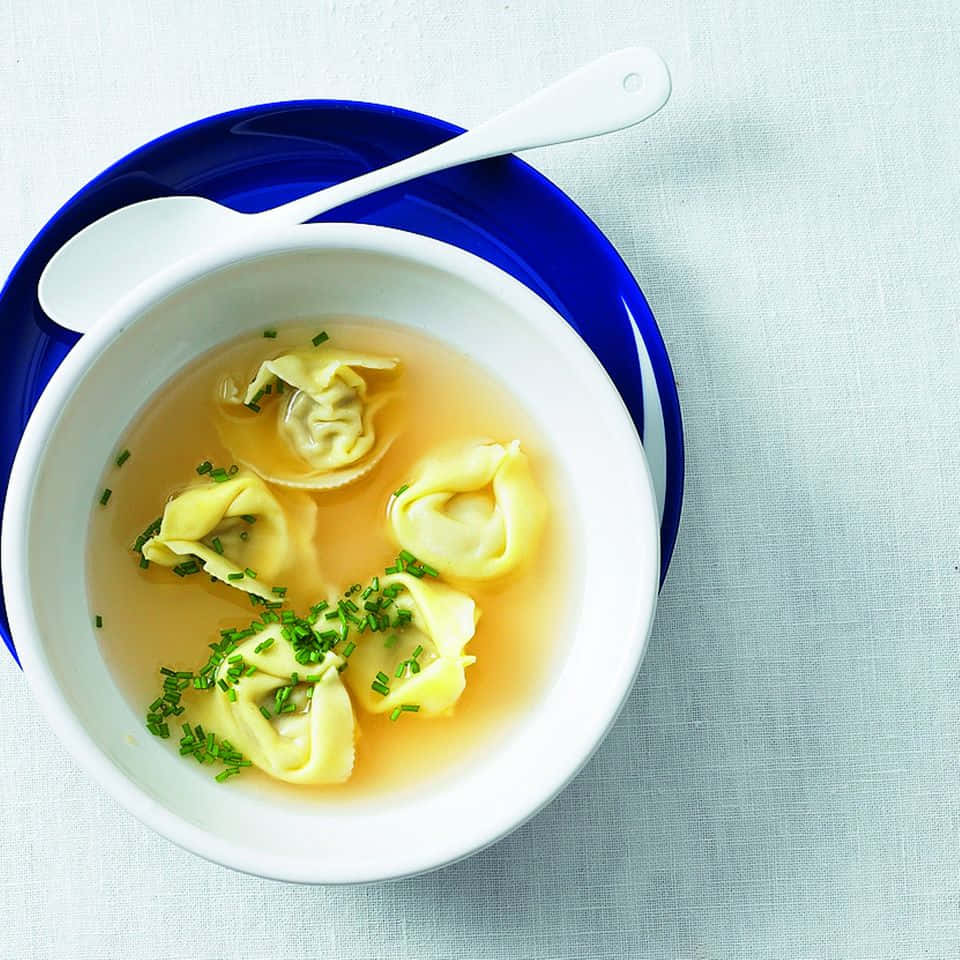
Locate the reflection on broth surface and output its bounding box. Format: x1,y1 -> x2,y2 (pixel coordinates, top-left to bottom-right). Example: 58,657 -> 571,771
89,320 -> 575,801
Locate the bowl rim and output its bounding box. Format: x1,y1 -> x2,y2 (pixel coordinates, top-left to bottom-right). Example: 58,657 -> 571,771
1,222 -> 660,882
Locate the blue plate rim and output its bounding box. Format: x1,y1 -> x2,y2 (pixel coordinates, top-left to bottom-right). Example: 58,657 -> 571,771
0,98 -> 683,665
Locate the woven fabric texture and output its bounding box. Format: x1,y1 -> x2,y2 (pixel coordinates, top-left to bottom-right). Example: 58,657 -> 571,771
1,0 -> 959,957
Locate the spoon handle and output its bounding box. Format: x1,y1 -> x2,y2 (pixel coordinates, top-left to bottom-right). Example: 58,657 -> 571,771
255,46 -> 670,227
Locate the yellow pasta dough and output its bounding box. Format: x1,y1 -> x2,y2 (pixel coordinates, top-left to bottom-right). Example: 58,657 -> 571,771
388,440 -> 546,580
217,346 -> 400,490
199,629 -> 355,784
142,471 -> 316,597
344,573 -> 479,716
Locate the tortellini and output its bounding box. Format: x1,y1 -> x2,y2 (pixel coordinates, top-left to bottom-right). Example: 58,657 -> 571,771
142,472 -> 316,597
217,346 -> 400,490
201,628 -> 355,784
388,440 -> 546,580
345,573 -> 478,716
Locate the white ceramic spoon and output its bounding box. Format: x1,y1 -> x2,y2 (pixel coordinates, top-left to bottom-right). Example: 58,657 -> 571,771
39,47 -> 671,334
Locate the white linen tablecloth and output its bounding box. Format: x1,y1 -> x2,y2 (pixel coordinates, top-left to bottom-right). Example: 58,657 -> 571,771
2,0 -> 959,956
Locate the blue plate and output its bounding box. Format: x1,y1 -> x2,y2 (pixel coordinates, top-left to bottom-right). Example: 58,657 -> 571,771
0,100 -> 683,665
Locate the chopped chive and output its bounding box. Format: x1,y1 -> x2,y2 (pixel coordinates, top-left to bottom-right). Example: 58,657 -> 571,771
371,680 -> 390,696
276,380 -> 285,395
228,464 -> 239,475
395,662 -> 406,678
259,705 -> 271,719
263,329 -> 277,339
384,634 -> 399,649
411,645 -> 423,660
95,615 -> 103,629
245,402 -> 261,413
227,572 -> 244,581
99,488 -> 112,506
241,515 -> 256,524
196,460 -> 213,475
407,565 -> 425,579
371,576 -> 380,591
254,637 -> 274,654
401,703 -> 420,712
226,688 -> 237,702
410,660 -> 421,674
393,484 -> 409,498
271,586 -> 287,597
211,537 -> 224,554
384,565 -> 399,574
399,550 -> 416,564
421,563 -> 439,577
376,671 -> 390,685
251,388 -> 265,404
115,449 -> 131,468
390,707 -> 402,721
239,531 -> 249,541
312,331 -> 329,346
343,641 -> 356,658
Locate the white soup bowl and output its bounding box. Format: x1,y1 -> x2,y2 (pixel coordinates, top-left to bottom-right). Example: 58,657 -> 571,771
1,223 -> 659,883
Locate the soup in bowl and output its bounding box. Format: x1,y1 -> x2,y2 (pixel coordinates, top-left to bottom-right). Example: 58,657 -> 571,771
2,224 -> 659,882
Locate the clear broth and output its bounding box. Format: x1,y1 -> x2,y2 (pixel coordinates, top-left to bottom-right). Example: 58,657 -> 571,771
89,320 -> 575,802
